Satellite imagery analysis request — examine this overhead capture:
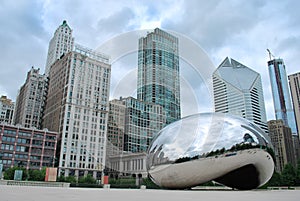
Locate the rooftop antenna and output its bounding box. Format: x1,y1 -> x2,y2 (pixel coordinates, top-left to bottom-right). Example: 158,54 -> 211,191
266,49 -> 275,60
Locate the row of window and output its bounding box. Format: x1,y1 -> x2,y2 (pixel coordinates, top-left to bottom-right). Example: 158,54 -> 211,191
1,130 -> 56,140
0,152 -> 54,161
1,143 -> 56,153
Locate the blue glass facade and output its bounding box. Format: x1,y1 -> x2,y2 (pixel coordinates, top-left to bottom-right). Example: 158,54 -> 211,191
137,28 -> 180,125
268,59 -> 297,134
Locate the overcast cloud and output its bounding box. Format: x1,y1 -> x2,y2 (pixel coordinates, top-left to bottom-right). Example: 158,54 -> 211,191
0,0 -> 299,120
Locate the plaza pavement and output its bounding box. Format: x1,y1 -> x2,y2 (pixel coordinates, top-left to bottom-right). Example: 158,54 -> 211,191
1,185 -> 300,201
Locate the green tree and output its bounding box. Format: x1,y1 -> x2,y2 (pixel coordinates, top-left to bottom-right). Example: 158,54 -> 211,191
281,163 -> 296,186
78,174 -> 96,184
56,175 -> 77,183
267,171 -> 282,186
28,168 -> 46,181
3,167 -> 28,180
57,175 -> 66,182
65,176 -> 77,183
141,177 -> 160,189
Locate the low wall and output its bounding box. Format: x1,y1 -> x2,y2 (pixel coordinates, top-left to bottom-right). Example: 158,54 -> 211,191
0,180 -> 70,188
267,186 -> 300,190
192,186 -> 232,190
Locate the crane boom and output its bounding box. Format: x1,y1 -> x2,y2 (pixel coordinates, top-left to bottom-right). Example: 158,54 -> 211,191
267,49 -> 275,60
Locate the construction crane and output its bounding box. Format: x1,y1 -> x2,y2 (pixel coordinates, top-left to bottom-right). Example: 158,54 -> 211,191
267,49 -> 275,60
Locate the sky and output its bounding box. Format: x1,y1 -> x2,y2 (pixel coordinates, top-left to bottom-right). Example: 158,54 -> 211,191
0,0 -> 299,121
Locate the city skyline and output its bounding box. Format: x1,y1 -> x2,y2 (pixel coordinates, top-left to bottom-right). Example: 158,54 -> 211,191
0,1 -> 300,121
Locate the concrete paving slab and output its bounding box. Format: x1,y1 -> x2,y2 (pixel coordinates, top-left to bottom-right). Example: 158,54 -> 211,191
1,186 -> 300,201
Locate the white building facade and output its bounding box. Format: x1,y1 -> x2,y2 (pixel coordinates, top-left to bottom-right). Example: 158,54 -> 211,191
45,20 -> 74,76
106,152 -> 147,178
213,57 -> 268,134
43,45 -> 111,179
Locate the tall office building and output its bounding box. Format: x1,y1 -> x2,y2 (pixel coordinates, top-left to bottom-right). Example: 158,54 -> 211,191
43,45 -> 111,178
107,99 -> 126,156
107,97 -> 166,154
268,59 -> 297,134
212,57 -> 268,134
45,20 -> 74,76
288,72 -> 300,136
137,28 -> 180,125
268,120 -> 296,172
289,72 -> 300,161
123,97 -> 165,153
13,67 -> 48,129
0,96 -> 14,124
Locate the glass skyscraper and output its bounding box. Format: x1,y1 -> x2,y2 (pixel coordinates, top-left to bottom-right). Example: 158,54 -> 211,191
137,28 -> 181,125
213,57 -> 269,134
268,59 -> 297,134
107,97 -> 166,154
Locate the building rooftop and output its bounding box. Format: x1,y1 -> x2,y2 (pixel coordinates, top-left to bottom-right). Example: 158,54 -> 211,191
214,57 -> 259,90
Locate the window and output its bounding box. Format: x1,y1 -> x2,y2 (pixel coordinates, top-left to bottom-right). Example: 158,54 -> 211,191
3,129 -> 16,135
2,136 -> 15,143
17,138 -> 30,144
15,154 -> 28,159
1,144 -> 14,151
18,131 -> 31,137
16,146 -> 27,152
32,140 -> 43,146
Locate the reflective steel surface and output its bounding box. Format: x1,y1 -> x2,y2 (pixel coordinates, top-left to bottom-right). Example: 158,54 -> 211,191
147,113 -> 274,190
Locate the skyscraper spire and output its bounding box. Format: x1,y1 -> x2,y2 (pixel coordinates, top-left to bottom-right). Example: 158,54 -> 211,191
45,20 -> 74,76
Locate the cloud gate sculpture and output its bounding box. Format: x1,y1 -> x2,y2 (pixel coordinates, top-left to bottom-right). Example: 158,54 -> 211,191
147,113 -> 274,190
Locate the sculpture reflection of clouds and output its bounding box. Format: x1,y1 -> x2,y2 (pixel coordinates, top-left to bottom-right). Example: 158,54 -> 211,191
147,113 -> 274,190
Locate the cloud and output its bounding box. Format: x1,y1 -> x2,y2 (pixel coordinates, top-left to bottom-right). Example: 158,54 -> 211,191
110,53 -> 138,99
97,7 -> 135,34
160,0 -> 300,120
0,0 -> 299,123
0,1 -> 48,99
163,0 -> 266,51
